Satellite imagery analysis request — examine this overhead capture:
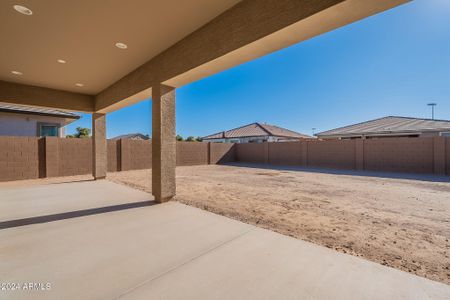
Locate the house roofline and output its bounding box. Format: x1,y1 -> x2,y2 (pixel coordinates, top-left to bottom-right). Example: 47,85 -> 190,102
316,115 -> 450,136
0,107 -> 80,119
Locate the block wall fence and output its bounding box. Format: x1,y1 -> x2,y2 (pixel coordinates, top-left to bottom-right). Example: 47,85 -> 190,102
235,137 -> 450,175
0,136 -> 448,182
0,137 -> 236,182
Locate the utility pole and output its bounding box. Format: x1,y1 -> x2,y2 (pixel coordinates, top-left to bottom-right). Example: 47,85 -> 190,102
427,103 -> 437,120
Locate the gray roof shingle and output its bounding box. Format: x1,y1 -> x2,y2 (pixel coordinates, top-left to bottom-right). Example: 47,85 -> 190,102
316,116 -> 450,138
202,122 -> 311,140
0,102 -> 80,119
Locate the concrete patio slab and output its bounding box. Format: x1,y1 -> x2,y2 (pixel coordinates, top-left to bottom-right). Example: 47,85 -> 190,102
0,180 -> 151,223
0,181 -> 449,299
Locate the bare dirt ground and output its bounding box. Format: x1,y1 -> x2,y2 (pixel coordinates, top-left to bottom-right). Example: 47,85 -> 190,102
2,164 -> 449,284
107,164 -> 450,285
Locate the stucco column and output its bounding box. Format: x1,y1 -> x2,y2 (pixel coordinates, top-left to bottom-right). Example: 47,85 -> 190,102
92,113 -> 107,179
152,84 -> 176,203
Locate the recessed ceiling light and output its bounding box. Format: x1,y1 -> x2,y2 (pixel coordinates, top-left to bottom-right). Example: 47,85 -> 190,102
13,5 -> 33,15
75,83 -> 84,87
115,42 -> 128,49
11,70 -> 23,75
57,59 -> 66,64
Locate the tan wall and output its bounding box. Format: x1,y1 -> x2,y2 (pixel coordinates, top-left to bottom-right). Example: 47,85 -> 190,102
57,138 -> 92,176
122,139 -> 152,171
0,138 -> 236,182
0,136 -> 41,181
447,138 -> 450,175
236,143 -> 266,163
235,138 -> 449,175
268,142 -> 302,165
210,143 -> 236,164
2,137 -> 447,182
177,142 -> 209,166
307,140 -> 356,169
107,139 -> 119,172
364,138 -> 434,173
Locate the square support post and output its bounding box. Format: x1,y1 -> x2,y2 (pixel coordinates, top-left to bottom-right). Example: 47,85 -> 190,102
152,84 -> 176,203
92,113 -> 107,179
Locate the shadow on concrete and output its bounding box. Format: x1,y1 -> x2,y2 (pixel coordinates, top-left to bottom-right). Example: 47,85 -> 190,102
45,178 -> 95,185
0,200 -> 155,230
224,162 -> 450,183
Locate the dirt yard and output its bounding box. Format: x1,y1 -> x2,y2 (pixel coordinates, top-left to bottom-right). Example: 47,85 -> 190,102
106,164 -> 450,285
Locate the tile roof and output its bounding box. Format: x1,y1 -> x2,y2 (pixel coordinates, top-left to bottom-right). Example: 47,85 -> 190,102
111,133 -> 150,140
316,116 -> 450,138
202,122 -> 311,140
0,102 -> 80,119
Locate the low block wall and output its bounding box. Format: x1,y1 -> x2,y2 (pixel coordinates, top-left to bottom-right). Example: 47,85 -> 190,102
0,137 -> 236,182
364,138 -> 434,173
107,139 -> 119,172
307,140 -> 356,169
0,137 -> 42,181
447,138 -> 450,175
268,142 -> 302,165
1,136 -> 447,182
210,143 -> 236,164
121,139 -> 152,171
57,138 -> 92,176
236,137 -> 449,175
177,142 -> 209,166
236,143 -> 266,163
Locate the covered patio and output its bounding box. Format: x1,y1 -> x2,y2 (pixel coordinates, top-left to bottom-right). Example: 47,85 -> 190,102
1,0 -> 409,203
3,0 -> 450,299
1,180 -> 449,299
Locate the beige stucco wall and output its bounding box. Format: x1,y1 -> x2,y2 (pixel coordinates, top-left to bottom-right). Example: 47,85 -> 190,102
0,112 -> 70,137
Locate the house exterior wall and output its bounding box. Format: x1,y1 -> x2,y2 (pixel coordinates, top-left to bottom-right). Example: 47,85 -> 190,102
0,112 -> 68,137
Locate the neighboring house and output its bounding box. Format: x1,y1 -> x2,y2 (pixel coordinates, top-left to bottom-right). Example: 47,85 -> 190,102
202,122 -> 311,143
316,116 -> 450,140
0,102 -> 80,137
112,133 -> 150,140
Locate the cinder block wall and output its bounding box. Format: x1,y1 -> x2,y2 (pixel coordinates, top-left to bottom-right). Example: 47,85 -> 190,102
1,136 -> 447,182
107,139 -> 119,172
268,142 -> 302,165
177,142 -> 209,166
210,143 -> 236,164
364,138 -> 434,173
447,138 -> 450,175
307,140 -> 356,169
236,143 -> 266,163
236,137 -> 449,175
0,137 -> 237,182
0,136 -> 41,181
57,138 -> 92,176
121,139 -> 152,171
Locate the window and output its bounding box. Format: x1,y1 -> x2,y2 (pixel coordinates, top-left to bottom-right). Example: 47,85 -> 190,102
441,132 -> 450,137
39,124 -> 59,137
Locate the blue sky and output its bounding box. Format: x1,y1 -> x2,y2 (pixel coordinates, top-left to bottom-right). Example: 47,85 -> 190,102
66,0 -> 450,138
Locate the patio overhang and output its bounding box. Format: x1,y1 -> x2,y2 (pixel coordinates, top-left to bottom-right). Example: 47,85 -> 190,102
1,0 -> 409,113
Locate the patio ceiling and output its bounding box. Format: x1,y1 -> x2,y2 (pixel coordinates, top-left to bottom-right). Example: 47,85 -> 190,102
0,0 -> 409,113
0,0 -> 240,95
